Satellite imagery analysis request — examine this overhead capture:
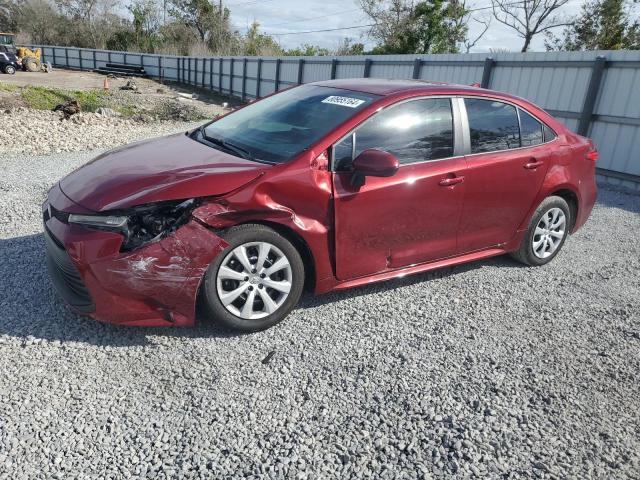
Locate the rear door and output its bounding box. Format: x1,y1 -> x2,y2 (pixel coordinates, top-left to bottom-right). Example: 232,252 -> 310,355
332,97 -> 467,280
456,98 -> 551,253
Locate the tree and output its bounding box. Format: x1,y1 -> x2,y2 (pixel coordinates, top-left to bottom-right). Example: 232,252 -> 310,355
545,0 -> 640,50
0,0 -> 19,32
55,0 -> 122,47
284,43 -> 331,56
168,0 -> 239,53
129,0 -> 162,51
360,0 -> 469,54
492,0 -> 571,52
244,21 -> 282,56
334,37 -> 365,55
463,15 -> 491,52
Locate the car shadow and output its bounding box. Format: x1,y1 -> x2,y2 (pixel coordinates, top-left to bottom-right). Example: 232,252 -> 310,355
296,254 -> 522,310
0,233 -> 244,347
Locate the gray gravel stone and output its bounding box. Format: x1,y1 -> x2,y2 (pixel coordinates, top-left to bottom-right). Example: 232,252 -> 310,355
0,146 -> 639,479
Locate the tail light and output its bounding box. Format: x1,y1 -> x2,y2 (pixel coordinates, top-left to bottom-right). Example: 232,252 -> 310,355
586,149 -> 599,162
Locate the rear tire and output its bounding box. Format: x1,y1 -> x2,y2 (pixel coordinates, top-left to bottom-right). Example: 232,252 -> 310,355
510,195 -> 571,266
4,65 -> 16,75
202,224 -> 305,332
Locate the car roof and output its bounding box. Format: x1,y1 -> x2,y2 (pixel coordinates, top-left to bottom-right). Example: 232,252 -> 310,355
311,78 -> 496,96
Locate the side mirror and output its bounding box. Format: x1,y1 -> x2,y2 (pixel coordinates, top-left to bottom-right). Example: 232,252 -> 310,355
351,149 -> 399,187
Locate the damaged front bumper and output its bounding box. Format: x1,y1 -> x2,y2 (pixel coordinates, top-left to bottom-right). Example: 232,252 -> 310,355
43,184 -> 228,327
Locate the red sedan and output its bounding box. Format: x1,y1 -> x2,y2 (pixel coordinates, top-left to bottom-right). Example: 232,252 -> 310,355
43,79 -> 598,331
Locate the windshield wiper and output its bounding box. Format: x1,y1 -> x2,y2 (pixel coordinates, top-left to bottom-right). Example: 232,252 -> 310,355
199,126 -> 265,163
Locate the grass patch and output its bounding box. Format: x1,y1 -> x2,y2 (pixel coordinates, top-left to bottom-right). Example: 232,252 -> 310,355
0,82 -> 20,92
115,104 -> 140,118
19,86 -> 110,112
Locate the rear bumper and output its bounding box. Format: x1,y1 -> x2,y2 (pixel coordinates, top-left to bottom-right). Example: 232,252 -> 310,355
43,184 -> 229,327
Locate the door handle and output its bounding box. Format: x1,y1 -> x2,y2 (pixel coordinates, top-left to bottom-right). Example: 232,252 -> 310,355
524,160 -> 544,169
439,176 -> 465,187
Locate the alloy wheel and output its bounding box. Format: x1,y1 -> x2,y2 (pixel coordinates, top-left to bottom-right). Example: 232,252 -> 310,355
215,241 -> 293,320
532,207 -> 566,259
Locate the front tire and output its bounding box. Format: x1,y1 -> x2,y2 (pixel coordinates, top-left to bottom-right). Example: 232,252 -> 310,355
23,57 -> 40,72
202,224 -> 305,332
511,195 -> 571,266
4,65 -> 16,75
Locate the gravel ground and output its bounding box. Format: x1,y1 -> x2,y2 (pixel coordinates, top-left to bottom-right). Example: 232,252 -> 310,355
0,109 -> 210,155
0,148 -> 639,479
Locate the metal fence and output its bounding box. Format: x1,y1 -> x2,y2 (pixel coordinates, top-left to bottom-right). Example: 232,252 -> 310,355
31,46 -> 640,190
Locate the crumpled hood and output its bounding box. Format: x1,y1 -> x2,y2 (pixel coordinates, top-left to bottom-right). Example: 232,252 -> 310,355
59,133 -> 268,211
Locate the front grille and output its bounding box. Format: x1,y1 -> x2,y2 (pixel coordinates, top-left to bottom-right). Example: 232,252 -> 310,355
44,227 -> 95,313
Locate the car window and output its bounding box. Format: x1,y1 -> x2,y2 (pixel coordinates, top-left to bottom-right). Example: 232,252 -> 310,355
543,124 -> 557,142
333,98 -> 454,170
465,98 -> 520,153
519,109 -> 544,146
203,85 -> 379,164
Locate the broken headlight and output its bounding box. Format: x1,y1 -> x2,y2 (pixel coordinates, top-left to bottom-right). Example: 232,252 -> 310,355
68,199 -> 199,251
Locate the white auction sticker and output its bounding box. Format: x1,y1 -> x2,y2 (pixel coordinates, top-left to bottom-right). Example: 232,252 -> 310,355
321,96 -> 366,108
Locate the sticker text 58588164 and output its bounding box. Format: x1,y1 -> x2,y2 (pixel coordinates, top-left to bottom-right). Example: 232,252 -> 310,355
321,96 -> 366,108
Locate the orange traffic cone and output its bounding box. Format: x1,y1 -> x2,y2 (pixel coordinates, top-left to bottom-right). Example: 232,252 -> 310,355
103,77 -> 110,91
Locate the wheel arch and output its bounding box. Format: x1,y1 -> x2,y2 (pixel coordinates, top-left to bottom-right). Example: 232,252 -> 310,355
236,220 -> 317,292
549,187 -> 579,231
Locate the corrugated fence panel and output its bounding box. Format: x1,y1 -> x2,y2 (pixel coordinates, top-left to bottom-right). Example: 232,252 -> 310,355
22,46 -> 640,186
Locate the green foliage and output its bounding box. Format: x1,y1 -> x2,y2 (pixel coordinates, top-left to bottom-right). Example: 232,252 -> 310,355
20,86 -> 109,112
244,22 -> 283,56
361,0 -> 468,54
284,44 -> 331,56
0,82 -> 20,92
334,38 -> 366,56
546,0 -> 640,50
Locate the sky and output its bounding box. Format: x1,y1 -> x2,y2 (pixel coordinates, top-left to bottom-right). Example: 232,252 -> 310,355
224,0 -> 586,53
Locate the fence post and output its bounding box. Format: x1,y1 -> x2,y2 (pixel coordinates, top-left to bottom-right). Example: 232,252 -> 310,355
210,58 -> 214,89
242,58 -> 247,101
330,58 -> 338,79
297,58 -> 305,84
201,58 -> 205,87
412,58 -> 422,79
108,51 -> 111,64
189,57 -> 192,84
140,54 -> 144,68
52,48 -> 57,67
274,58 -> 281,91
92,50 -> 96,70
158,56 -> 162,81
219,58 -> 223,93
65,48 -> 69,68
578,55 -> 607,136
256,58 -> 262,98
79,49 -> 83,70
230,58 -> 235,96
363,58 -> 372,78
481,57 -> 495,88
124,52 -> 127,65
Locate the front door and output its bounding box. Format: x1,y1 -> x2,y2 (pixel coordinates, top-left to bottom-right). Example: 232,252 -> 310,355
331,97 -> 466,281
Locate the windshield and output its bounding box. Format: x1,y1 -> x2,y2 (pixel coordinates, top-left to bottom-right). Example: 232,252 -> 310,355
202,85 -> 379,163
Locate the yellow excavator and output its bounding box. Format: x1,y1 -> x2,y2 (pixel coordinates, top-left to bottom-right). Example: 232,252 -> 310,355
0,33 -> 42,72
